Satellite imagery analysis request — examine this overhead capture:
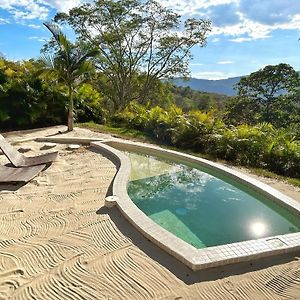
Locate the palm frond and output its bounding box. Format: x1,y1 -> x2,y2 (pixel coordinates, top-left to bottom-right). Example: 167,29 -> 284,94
43,22 -> 63,45
44,22 -> 72,64
40,54 -> 55,69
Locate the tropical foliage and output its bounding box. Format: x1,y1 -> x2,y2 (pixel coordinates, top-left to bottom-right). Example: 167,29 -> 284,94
114,103 -> 300,178
0,58 -> 105,129
0,58 -> 67,128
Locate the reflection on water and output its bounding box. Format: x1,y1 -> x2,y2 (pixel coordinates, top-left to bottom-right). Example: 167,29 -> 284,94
250,221 -> 267,237
128,152 -> 181,181
126,151 -> 300,249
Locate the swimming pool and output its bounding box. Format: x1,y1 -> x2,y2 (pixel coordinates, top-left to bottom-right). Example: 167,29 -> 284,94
127,152 -> 300,249
92,140 -> 300,270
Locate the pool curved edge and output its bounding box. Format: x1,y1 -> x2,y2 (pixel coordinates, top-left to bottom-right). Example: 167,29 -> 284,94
91,140 -> 300,271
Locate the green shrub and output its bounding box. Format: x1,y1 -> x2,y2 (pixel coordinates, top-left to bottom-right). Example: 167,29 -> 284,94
113,104 -> 300,178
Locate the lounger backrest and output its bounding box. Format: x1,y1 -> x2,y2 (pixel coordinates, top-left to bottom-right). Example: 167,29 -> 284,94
0,134 -> 25,167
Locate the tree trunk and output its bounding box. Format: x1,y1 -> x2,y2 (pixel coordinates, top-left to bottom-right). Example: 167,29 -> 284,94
120,90 -> 126,109
68,86 -> 74,131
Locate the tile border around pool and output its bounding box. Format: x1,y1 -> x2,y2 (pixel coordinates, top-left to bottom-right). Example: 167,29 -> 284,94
91,139 -> 300,271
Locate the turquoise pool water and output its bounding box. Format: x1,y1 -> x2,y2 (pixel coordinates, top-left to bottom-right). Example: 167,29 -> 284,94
126,152 -> 300,249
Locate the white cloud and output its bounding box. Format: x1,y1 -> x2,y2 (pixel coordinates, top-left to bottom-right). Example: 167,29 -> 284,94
211,12 -> 272,40
28,24 -> 41,29
229,37 -> 252,43
158,0 -> 238,15
40,0 -> 83,13
159,0 -> 300,43
0,17 -> 9,24
192,71 -> 236,80
28,36 -> 48,42
0,0 -> 49,21
0,0 -> 84,23
213,12 -> 300,42
217,60 -> 234,64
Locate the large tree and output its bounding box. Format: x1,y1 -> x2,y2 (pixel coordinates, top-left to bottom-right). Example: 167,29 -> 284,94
225,64 -> 300,126
236,63 -> 299,103
54,0 -> 211,110
41,22 -> 98,131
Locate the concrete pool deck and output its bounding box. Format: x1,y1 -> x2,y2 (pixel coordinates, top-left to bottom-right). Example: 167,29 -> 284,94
0,126 -> 299,299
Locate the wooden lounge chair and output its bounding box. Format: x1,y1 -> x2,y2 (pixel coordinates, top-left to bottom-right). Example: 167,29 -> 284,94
0,134 -> 58,167
0,164 -> 46,183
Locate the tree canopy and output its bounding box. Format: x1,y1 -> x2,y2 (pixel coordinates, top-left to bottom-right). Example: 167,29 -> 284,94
53,0 -> 211,110
225,64 -> 300,127
237,63 -> 299,102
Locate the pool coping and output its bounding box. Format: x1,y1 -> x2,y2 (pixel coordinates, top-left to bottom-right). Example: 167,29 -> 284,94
91,139 -> 300,271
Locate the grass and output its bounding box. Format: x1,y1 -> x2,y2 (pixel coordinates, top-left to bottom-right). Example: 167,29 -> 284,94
246,168 -> 300,187
78,121 -> 300,188
77,121 -> 149,141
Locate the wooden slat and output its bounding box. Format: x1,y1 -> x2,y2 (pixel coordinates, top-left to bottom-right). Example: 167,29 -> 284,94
25,151 -> 58,167
0,164 -> 46,183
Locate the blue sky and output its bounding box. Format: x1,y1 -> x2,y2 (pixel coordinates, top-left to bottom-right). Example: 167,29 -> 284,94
0,0 -> 299,79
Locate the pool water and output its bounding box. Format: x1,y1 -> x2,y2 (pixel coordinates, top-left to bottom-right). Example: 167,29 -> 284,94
126,152 -> 300,249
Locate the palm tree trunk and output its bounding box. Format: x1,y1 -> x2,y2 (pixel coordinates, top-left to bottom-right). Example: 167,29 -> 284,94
68,86 -> 74,131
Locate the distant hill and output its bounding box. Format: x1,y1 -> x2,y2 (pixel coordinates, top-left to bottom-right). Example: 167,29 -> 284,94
170,77 -> 242,96
170,85 -> 230,111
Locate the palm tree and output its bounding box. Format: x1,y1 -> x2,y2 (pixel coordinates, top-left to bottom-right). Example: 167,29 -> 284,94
40,22 -> 98,131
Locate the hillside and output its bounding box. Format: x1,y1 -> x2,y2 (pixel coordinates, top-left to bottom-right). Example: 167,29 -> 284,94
170,77 -> 242,96
170,85 -> 230,111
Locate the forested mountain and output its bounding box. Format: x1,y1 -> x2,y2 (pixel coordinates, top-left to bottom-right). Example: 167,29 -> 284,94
170,85 -> 230,111
170,77 -> 242,96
